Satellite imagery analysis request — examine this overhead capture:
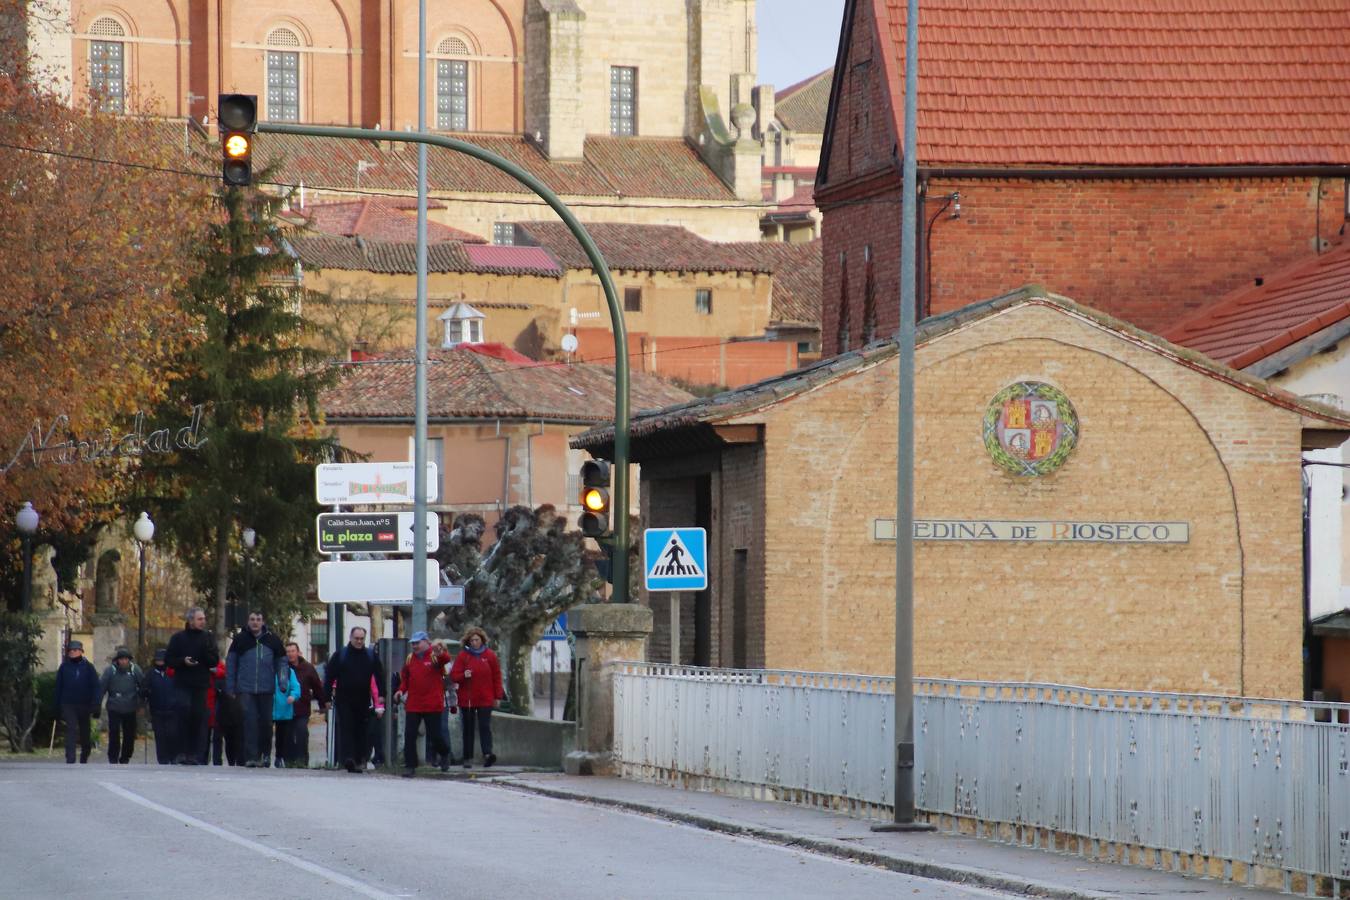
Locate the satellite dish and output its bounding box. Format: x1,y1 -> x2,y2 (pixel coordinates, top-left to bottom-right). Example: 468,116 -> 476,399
561,334 -> 579,354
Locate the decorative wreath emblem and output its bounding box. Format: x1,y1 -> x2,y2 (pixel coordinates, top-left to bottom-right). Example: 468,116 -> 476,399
982,381 -> 1079,476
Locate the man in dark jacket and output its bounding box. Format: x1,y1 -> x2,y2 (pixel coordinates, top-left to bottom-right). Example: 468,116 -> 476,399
284,642 -> 325,767
165,606 -> 219,765
99,647 -> 145,764
146,648 -> 177,764
54,640 -> 99,764
225,611 -> 288,767
324,626 -> 384,774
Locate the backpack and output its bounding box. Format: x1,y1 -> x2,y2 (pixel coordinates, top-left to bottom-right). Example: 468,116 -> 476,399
337,644 -> 377,666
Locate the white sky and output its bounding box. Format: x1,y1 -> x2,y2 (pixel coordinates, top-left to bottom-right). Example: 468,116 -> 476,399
757,0 -> 846,90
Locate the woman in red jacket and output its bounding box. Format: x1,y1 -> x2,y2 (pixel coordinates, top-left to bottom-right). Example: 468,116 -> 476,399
449,627 -> 504,768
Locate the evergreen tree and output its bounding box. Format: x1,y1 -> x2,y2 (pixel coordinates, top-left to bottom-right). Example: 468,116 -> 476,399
138,178 -> 340,639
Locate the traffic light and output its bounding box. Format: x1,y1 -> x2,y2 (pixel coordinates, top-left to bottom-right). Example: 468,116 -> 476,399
218,94 -> 257,187
578,459 -> 611,537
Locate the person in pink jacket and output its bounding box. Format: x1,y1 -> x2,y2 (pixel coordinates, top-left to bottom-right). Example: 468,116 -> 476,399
450,627 -> 505,768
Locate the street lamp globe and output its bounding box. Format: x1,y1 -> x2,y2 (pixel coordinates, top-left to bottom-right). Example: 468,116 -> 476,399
242,527 -> 256,550
15,502 -> 38,535
133,511 -> 155,544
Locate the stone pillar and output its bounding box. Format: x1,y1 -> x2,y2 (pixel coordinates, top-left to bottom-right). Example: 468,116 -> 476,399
90,612 -> 128,667
563,603 -> 652,776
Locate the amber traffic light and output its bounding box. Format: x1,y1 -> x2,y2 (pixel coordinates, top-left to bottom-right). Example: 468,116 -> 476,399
578,459 -> 611,537
218,94 -> 257,187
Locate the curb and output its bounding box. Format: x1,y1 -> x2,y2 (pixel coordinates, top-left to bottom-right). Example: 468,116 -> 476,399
490,778 -> 1114,900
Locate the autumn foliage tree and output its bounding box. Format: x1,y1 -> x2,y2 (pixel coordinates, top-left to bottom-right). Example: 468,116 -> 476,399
0,14 -> 210,604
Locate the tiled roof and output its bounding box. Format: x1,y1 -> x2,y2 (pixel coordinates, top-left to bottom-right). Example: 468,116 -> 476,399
861,0 -> 1350,167
462,244 -> 562,274
322,346 -> 693,422
514,222 -> 774,274
291,236 -> 563,277
722,240 -> 823,326
573,285 -> 1350,451
774,68 -> 833,134
288,198 -> 486,244
258,132 -> 736,200
1165,243 -> 1350,370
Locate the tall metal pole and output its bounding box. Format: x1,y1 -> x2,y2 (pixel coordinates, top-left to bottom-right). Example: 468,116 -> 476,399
256,122 -> 633,606
20,535 -> 32,613
875,0 -> 930,832
411,0 -> 430,636
137,543 -> 148,654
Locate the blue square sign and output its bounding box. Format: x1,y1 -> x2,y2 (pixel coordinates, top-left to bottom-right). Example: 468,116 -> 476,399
644,527 -> 708,592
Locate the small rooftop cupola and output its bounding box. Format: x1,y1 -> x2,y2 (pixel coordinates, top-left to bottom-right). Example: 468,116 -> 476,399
439,302 -> 485,347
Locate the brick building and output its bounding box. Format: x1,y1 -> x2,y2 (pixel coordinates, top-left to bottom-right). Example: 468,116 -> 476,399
292,209 -> 822,387
574,287 -> 1350,699
816,0 -> 1350,356
33,0 -> 777,239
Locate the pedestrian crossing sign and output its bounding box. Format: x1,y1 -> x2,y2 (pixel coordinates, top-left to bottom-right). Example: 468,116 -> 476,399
643,527 -> 708,592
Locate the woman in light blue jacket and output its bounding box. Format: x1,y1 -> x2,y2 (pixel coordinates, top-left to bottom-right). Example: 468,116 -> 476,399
270,668 -> 300,768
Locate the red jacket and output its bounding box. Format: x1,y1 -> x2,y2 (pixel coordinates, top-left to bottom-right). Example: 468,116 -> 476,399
450,648 -> 504,709
398,647 -> 452,713
206,661 -> 226,728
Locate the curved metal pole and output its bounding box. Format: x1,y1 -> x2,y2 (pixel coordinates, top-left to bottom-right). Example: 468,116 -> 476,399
257,122 -> 632,604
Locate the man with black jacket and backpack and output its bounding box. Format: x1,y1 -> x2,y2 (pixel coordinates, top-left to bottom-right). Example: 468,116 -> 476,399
165,607 -> 219,765
225,611 -> 289,768
323,626 -> 384,773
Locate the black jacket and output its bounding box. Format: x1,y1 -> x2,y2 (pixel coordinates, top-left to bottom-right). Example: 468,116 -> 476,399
165,628 -> 220,689
147,665 -> 176,712
324,643 -> 384,705
54,657 -> 100,708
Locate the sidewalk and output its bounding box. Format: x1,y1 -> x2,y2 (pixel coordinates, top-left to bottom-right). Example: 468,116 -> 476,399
489,774 -> 1277,900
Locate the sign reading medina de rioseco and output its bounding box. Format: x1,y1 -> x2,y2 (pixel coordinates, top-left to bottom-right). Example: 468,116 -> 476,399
983,381 -> 1079,476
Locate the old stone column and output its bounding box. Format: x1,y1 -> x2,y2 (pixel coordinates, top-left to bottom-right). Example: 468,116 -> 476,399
563,603 -> 652,776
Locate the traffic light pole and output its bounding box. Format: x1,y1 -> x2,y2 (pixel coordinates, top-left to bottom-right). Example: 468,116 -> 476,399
255,122 -> 632,605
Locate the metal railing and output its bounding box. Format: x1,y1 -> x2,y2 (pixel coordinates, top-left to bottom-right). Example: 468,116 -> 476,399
613,662 -> 1350,892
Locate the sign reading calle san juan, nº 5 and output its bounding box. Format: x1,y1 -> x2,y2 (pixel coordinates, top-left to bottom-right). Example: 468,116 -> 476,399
873,518 -> 1189,544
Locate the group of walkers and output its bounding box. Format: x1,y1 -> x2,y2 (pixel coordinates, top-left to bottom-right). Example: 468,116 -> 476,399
53,607 -> 505,777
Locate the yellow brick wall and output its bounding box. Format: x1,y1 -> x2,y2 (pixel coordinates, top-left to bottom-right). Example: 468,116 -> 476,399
749,303 -> 1306,698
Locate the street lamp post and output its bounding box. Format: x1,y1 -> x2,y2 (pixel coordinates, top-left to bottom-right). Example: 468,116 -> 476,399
133,512 -> 155,654
16,502 -> 38,612
241,527 -> 256,627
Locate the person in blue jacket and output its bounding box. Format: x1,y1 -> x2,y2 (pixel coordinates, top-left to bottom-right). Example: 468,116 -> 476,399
269,667 -> 300,768
146,648 -> 177,765
54,641 -> 100,764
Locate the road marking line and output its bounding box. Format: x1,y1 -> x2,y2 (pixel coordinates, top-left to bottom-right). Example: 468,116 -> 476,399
99,782 -> 397,900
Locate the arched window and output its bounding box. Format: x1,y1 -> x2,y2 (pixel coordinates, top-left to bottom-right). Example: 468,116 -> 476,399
88,17 -> 125,114
435,36 -> 469,131
265,28 -> 301,122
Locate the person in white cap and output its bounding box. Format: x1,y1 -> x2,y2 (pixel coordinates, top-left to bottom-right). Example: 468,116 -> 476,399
395,631 -> 452,777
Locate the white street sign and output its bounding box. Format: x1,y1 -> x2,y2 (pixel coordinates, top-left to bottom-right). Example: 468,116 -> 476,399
314,462 -> 439,505
365,586 -> 465,607
316,559 -> 442,604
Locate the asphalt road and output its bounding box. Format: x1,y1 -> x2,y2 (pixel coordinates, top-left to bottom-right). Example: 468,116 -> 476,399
0,762 -> 1019,900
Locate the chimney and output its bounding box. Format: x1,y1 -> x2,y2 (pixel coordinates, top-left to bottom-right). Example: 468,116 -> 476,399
752,84 -> 775,141
524,0 -> 586,161
772,170 -> 797,203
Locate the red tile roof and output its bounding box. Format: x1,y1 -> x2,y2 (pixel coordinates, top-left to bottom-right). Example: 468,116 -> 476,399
722,240 -> 823,326
462,244 -> 562,274
258,133 -> 736,200
514,222 -> 775,274
291,236 -> 563,277
866,0 -> 1350,167
1164,243 -> 1350,369
291,198 -> 485,244
774,68 -> 833,134
322,347 -> 693,422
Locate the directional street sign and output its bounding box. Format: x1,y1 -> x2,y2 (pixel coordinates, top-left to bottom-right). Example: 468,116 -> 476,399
316,512 -> 439,555
542,613 -> 568,641
366,585 -> 465,607
643,527 -> 708,592
314,461 -> 439,505
316,559 -> 442,604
